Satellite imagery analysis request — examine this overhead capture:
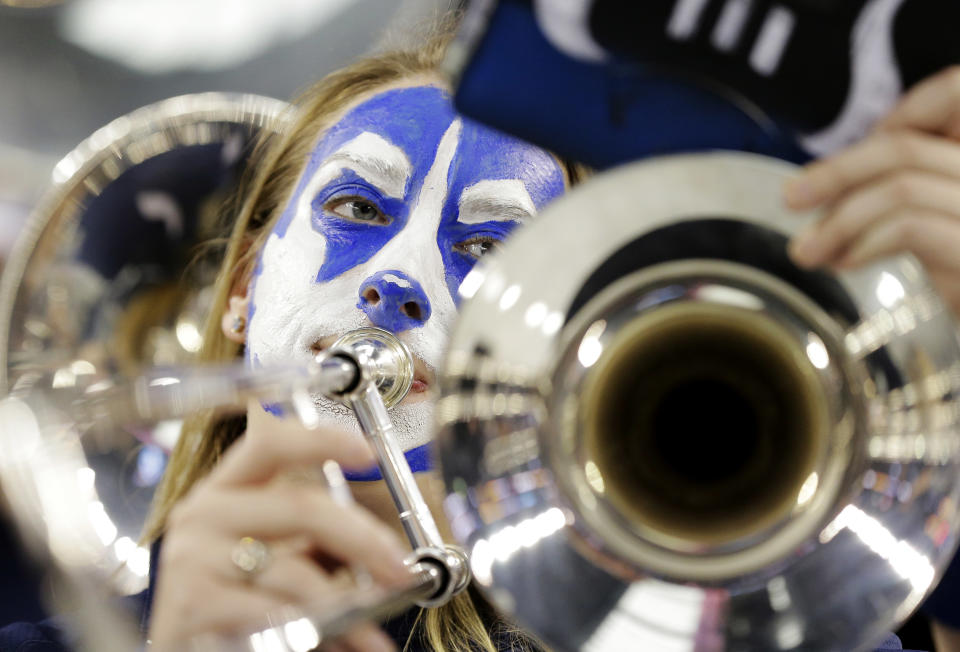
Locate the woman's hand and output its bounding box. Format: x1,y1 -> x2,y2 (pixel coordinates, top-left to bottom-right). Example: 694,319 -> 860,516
148,407 -> 412,652
785,66 -> 960,319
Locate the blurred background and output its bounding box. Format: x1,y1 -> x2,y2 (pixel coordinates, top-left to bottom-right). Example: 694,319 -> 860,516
0,0 -> 459,274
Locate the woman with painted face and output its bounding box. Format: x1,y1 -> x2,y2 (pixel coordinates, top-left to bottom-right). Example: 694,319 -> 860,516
138,23 -> 578,652
5,17 -> 959,652
138,47 -> 960,652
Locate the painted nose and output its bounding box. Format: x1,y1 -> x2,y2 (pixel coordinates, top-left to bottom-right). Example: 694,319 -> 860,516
357,270 -> 432,332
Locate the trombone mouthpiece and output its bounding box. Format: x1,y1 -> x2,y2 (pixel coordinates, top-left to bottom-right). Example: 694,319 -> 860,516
328,327 -> 415,409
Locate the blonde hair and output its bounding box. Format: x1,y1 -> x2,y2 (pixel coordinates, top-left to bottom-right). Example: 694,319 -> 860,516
144,16 -> 577,652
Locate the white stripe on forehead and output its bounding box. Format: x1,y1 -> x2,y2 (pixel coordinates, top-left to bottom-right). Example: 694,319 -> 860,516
409,118 -> 462,235
306,131 -> 412,200
362,118 -> 463,360
458,179 -> 537,224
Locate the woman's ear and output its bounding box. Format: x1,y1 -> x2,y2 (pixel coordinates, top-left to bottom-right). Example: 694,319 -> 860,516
221,291 -> 251,343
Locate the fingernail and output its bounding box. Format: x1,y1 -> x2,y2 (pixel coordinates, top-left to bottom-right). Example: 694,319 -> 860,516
784,177 -> 820,208
359,440 -> 377,461
347,436 -> 376,463
388,553 -> 414,586
370,633 -> 397,652
833,252 -> 858,269
383,542 -> 411,576
789,228 -> 821,267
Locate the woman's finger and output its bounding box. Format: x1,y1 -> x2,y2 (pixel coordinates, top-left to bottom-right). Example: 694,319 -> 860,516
247,550 -> 339,603
875,66 -> 960,138
208,419 -> 375,489
337,623 -> 398,652
149,575 -> 288,649
167,489 -> 411,587
321,642 -> 352,652
928,266 -> 960,320
239,550 -> 397,652
834,212 -> 960,271
784,131 -> 960,210
789,171 -> 960,267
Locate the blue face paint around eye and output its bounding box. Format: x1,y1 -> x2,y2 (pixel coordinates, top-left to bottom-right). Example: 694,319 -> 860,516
269,87 -> 457,277
437,119 -> 566,301
311,170 -> 408,281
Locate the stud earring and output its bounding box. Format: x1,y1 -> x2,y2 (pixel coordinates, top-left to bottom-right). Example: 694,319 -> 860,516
230,315 -> 246,334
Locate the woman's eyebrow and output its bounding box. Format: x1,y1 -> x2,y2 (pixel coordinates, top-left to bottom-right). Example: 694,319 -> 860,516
457,179 -> 536,224
320,132 -> 412,198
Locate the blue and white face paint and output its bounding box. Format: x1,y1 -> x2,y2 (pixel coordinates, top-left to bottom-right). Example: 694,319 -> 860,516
245,84 -> 565,479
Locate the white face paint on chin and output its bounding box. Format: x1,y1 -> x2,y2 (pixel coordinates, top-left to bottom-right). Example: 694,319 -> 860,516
244,85 -> 565,476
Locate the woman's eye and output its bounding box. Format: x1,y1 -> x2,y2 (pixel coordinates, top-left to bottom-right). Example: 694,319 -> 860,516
327,198 -> 389,225
456,237 -> 499,259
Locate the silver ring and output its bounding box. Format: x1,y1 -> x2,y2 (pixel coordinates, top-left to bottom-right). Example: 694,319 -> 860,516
231,536 -> 270,579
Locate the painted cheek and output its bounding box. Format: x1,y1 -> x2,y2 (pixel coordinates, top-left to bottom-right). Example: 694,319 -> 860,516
250,352 -> 286,417
271,167 -> 314,241
245,301 -> 257,367
244,262 -> 263,368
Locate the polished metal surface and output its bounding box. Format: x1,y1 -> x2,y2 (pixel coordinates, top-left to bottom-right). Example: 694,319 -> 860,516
330,326 -> 415,410
0,324 -> 466,649
0,1 -> 68,7
1,92 -> 290,386
193,561 -> 444,651
331,327 -> 442,553
554,259 -> 854,583
329,327 -> 471,608
13,354 -> 359,435
436,152 -> 960,651
0,92 -> 290,597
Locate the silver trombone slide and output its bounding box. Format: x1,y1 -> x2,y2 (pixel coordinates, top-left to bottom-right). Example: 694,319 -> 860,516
0,327 -> 469,651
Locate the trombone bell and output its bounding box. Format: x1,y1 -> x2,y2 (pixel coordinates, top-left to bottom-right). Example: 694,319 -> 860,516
584,293 -> 830,549
436,152 -> 960,652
